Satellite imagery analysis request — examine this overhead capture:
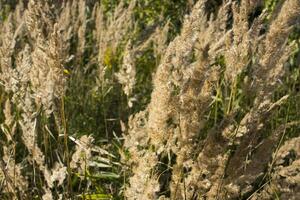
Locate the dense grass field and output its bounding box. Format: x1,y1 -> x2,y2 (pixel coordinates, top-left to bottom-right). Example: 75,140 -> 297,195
0,0 -> 299,199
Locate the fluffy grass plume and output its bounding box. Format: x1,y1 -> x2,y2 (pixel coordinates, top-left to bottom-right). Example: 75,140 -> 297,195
0,0 -> 299,200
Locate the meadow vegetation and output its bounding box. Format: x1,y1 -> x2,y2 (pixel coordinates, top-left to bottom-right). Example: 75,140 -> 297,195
0,0 -> 299,199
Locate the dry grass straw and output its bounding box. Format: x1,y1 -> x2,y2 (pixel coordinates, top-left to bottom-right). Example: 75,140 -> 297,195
0,0 -> 299,199
124,0 -> 300,199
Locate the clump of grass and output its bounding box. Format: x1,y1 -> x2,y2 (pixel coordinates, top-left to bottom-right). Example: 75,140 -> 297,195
0,0 -> 299,200
124,0 -> 300,199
